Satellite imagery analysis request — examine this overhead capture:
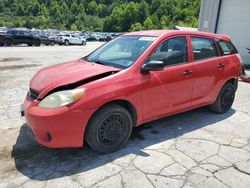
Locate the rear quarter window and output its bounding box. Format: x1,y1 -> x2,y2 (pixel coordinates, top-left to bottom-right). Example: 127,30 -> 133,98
217,40 -> 238,56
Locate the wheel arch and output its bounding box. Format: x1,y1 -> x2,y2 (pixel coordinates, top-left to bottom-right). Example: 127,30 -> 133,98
90,99 -> 138,127
4,38 -> 13,43
211,77 -> 238,105
224,77 -> 238,91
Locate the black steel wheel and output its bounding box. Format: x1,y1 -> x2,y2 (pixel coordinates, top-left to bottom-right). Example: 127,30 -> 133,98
209,83 -> 235,113
85,104 -> 133,153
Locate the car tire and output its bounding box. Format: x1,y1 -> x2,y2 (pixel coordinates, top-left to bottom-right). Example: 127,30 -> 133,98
34,40 -> 41,46
4,39 -> 12,46
50,41 -> 55,46
82,41 -> 86,46
85,104 -> 133,153
209,82 -> 235,113
28,43 -> 33,46
64,40 -> 69,46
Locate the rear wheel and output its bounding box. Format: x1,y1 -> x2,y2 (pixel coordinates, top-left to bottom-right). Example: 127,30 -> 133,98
85,104 -> 133,153
34,40 -> 41,46
4,39 -> 12,46
209,83 -> 235,113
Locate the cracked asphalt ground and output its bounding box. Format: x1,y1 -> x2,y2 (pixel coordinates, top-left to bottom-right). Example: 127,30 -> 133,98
0,43 -> 250,188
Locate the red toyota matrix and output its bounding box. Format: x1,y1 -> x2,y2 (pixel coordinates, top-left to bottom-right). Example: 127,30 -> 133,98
22,30 -> 242,153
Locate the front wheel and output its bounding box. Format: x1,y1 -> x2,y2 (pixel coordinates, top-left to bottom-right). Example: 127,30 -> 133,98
64,40 -> 69,46
85,104 -> 133,153
4,39 -> 12,46
209,83 -> 235,113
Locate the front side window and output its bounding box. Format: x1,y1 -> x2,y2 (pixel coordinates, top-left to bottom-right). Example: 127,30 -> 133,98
191,37 -> 218,61
217,40 -> 238,55
149,36 -> 188,66
86,36 -> 157,69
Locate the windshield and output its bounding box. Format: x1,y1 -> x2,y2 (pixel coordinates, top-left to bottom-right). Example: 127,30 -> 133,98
86,36 -> 157,69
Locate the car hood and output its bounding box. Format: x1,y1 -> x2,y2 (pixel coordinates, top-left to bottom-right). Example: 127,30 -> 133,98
30,60 -> 120,98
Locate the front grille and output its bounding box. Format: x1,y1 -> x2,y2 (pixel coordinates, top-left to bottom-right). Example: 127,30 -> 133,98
28,88 -> 39,101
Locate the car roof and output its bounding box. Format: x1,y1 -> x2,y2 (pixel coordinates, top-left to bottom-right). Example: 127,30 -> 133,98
123,30 -> 230,41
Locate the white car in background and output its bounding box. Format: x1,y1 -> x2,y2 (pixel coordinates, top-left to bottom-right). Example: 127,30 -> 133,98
58,34 -> 86,46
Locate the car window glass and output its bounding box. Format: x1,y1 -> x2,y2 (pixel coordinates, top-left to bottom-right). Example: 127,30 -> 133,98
99,39 -> 136,60
191,37 -> 218,61
17,30 -> 24,35
87,36 -> 156,69
150,36 -> 188,66
7,30 -> 15,34
217,40 -> 237,55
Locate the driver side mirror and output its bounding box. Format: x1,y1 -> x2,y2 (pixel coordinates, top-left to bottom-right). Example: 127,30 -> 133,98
141,61 -> 164,73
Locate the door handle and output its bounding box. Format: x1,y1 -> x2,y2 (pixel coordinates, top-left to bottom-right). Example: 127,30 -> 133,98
183,70 -> 193,75
217,63 -> 225,68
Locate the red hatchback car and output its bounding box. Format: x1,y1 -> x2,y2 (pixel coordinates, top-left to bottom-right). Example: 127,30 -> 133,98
22,30 -> 242,153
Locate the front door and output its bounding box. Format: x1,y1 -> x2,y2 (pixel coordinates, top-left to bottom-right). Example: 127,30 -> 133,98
141,36 -> 194,121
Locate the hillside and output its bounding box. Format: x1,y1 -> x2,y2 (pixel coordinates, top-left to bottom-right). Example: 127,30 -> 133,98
0,0 -> 200,32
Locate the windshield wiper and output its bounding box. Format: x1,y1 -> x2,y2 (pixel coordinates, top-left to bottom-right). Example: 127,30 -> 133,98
91,60 -> 106,65
84,58 -> 107,66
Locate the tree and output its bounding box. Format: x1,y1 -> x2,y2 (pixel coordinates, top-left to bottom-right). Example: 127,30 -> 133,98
70,23 -> 77,31
87,1 -> 98,16
0,0 -> 200,31
160,15 -> 169,29
143,17 -> 154,30
130,22 -> 143,31
138,0 -> 150,23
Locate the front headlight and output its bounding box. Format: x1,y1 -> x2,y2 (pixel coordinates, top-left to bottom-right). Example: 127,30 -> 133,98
38,88 -> 85,109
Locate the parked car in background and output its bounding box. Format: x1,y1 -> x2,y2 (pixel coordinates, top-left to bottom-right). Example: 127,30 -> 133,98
79,36 -> 87,45
0,28 -> 41,46
58,34 -> 86,46
40,35 -> 56,46
86,34 -> 98,41
22,30 -> 242,154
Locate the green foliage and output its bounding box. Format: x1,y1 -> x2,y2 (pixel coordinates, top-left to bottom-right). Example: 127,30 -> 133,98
70,23 -> 78,31
0,0 -> 200,31
130,22 -> 143,31
143,17 -> 154,30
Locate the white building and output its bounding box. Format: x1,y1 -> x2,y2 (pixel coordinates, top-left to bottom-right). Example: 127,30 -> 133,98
198,0 -> 250,67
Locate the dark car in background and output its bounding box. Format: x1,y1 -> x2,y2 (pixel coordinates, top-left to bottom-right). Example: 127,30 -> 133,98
0,28 -> 41,46
40,35 -> 56,46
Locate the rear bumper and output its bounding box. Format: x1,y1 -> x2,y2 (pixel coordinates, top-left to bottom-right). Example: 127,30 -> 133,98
22,98 -> 94,148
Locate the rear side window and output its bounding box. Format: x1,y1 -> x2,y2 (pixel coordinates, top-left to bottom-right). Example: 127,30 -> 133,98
217,40 -> 238,55
191,37 -> 218,61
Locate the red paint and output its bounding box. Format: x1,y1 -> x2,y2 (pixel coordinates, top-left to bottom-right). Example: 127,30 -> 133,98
23,30 -> 241,148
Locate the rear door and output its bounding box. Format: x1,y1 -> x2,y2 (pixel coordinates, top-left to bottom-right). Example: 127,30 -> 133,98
190,36 -> 225,106
141,36 -> 194,120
